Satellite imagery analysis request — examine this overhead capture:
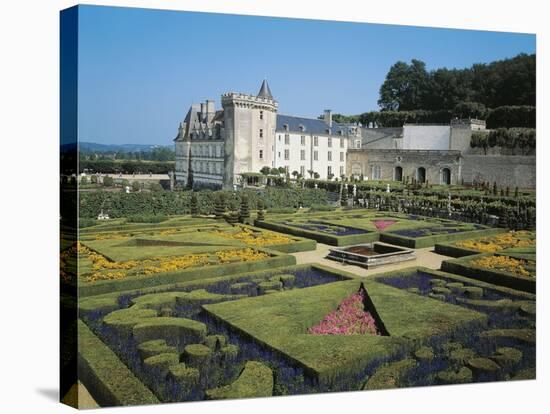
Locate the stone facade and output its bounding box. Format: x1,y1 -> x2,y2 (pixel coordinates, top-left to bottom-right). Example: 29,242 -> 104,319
174,80 -> 359,188
174,82 -> 535,189
347,149 -> 462,185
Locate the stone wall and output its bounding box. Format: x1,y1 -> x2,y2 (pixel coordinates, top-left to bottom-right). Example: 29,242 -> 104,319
347,149 -> 462,185
362,128 -> 403,149
461,155 -> 536,189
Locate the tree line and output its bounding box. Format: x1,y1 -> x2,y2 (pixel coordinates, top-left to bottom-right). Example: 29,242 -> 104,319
327,53 -> 535,129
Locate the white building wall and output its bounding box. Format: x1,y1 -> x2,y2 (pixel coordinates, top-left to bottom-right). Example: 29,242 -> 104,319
403,125 -> 451,150
273,132 -> 348,179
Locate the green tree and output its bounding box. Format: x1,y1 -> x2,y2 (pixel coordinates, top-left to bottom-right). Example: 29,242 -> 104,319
341,184 -> 348,206
260,166 -> 271,176
103,176 -> 114,187
378,59 -> 430,111
132,181 -> 141,192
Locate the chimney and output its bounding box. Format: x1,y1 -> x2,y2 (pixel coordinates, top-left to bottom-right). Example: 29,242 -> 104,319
206,99 -> 215,123
200,102 -> 206,122
324,109 -> 332,127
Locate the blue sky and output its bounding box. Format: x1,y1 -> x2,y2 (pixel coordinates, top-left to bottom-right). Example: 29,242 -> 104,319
76,5 -> 535,145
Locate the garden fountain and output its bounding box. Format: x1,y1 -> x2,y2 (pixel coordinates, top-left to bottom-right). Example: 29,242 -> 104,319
326,242 -> 415,269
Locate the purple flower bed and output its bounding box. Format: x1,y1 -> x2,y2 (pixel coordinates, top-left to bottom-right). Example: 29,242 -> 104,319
309,290 -> 380,335
281,220 -> 369,236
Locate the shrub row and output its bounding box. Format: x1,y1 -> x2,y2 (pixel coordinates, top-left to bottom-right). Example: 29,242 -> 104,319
80,160 -> 175,174
79,188 -> 328,219
77,319 -> 159,407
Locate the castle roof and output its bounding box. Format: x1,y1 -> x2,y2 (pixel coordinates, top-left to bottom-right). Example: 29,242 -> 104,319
257,79 -> 273,99
276,114 -> 346,136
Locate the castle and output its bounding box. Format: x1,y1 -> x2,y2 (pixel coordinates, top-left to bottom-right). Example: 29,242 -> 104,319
174,80 -> 536,189
174,80 -> 360,189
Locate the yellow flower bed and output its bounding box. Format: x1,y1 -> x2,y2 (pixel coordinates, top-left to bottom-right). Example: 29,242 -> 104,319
94,233 -> 128,241
456,231 -> 535,253
471,255 -> 535,278
211,227 -> 293,247
76,242 -> 269,283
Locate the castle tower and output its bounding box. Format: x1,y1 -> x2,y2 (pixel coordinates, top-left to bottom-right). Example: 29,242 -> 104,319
222,80 -> 278,187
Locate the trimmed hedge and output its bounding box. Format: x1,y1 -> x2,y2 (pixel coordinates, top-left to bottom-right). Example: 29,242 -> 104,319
137,339 -> 177,361
79,188 -> 328,219
255,219 -> 379,246
205,361 -> 273,400
77,320 -> 159,407
102,307 -> 158,336
363,359 -> 418,390
132,317 -> 207,347
380,227 -> 504,249
79,248 -> 296,297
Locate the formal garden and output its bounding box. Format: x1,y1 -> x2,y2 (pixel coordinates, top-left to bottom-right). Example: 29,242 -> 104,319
63,187 -> 536,407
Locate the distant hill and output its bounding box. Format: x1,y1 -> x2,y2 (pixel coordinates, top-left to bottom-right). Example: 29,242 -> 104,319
79,142 -> 172,153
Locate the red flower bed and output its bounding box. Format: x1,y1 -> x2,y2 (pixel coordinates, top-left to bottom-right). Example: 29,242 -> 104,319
308,290 -> 380,335
372,219 -> 397,231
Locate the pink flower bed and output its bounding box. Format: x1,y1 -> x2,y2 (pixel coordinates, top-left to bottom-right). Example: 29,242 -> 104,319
308,290 -> 380,335
372,219 -> 397,231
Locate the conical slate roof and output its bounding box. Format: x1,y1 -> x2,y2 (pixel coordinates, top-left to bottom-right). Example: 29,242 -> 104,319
257,79 -> 273,99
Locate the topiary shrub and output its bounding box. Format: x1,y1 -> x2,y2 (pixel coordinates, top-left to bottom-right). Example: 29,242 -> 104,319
363,359 -> 417,390
103,308 -> 158,336
257,280 -> 283,294
133,317 -> 207,348
436,367 -> 473,384
137,339 -> 177,361
239,194 -> 250,223
205,361 -> 273,400
204,335 -> 227,351
143,353 -> 180,377
219,344 -> 239,362
230,282 -> 255,295
190,192 -> 199,216
183,344 -> 212,368
168,363 -> 200,389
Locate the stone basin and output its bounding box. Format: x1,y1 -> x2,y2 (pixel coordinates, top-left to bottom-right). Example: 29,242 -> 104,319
326,242 -> 416,269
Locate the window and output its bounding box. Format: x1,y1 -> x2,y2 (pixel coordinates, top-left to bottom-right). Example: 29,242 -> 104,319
355,139 -> 361,149
284,149 -> 290,160
259,150 -> 263,160
285,134 -> 290,145
328,151 -> 332,161
340,152 -> 344,162
284,124 -> 289,131
278,151 -> 281,158
313,151 -> 318,161
300,166 -> 305,176
340,166 -> 344,176
260,110 -> 263,120
300,149 -> 305,161
340,138 -> 345,148
313,136 -> 318,146
327,166 -> 332,176
278,135 -> 281,141
328,137 -> 332,147
301,135 -> 305,146
259,129 -> 263,138
372,165 -> 382,180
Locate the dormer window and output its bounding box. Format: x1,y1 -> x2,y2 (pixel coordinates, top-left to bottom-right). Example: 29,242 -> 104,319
299,124 -> 305,132
284,124 -> 289,131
